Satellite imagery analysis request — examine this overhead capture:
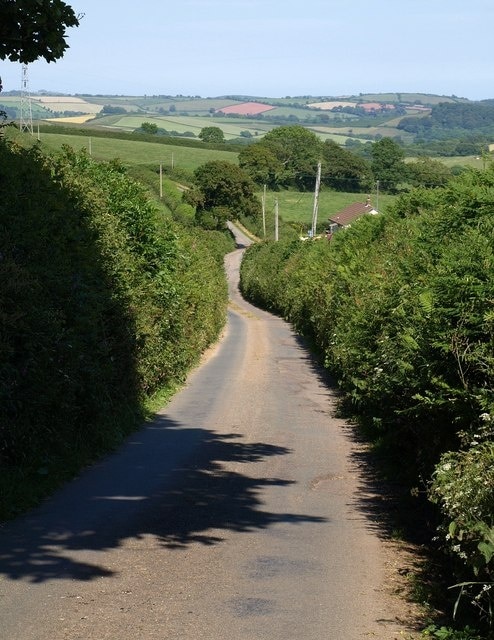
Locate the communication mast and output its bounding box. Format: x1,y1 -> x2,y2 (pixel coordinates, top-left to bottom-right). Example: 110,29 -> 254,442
19,64 -> 34,135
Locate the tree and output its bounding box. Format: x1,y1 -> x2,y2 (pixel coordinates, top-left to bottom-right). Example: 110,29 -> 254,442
140,122 -> 158,134
187,160 -> 261,229
321,140 -> 373,192
406,157 -> 452,188
101,105 -> 127,115
238,143 -> 284,188
199,126 -> 225,144
371,137 -> 407,193
0,0 -> 80,64
259,125 -> 323,190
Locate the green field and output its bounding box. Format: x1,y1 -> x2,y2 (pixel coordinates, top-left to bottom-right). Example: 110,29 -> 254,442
260,189 -> 397,228
438,154 -> 489,168
304,128 -> 354,143
404,154 -> 490,169
38,132 -> 239,170
352,92 -> 469,105
106,114 -> 272,139
0,96 -> 52,118
83,96 -> 247,114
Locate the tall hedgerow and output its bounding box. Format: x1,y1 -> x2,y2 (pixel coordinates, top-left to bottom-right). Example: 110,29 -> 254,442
0,141 -> 228,518
240,165 -> 494,630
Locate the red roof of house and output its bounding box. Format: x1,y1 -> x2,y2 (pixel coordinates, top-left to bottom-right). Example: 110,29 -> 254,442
328,201 -> 377,227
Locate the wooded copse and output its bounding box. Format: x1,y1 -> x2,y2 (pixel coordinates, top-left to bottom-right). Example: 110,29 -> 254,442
237,125 -> 456,193
184,159 -> 262,230
239,165 -> 494,634
0,139 -> 232,520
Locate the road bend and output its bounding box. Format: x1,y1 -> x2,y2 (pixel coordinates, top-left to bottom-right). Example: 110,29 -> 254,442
0,223 -> 410,639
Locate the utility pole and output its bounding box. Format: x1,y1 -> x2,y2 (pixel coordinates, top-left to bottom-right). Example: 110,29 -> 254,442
376,179 -> 380,212
274,198 -> 279,242
262,184 -> 267,238
160,162 -> 163,198
311,161 -> 322,238
19,64 -> 33,135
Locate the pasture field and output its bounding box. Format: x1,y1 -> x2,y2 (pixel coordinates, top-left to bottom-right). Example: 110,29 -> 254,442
355,92 -> 468,105
304,128 -> 353,143
105,115 -> 273,138
375,125 -> 415,139
258,105 -> 326,120
97,114 -> 371,143
309,125 -> 374,136
310,123 -> 415,143
38,132 -> 239,170
259,189 -> 396,228
167,98 -> 242,112
83,96 -> 242,113
404,155 -> 491,169
259,97 -> 315,106
434,155 -> 489,169
0,96 -> 52,118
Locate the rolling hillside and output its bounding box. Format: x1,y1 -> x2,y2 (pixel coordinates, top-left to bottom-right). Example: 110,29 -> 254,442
4,91 -> 491,154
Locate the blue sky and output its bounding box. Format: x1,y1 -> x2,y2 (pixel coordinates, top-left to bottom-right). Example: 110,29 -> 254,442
1,0 -> 493,99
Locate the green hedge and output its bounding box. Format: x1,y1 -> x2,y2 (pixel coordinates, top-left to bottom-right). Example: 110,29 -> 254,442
0,141 -> 229,519
241,171 -> 494,471
240,166 -> 494,630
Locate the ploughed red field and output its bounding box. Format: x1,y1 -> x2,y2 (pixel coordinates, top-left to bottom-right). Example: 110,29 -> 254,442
217,102 -> 275,115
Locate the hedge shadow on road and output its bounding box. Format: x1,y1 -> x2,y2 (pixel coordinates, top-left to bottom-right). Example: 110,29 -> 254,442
0,413 -> 326,584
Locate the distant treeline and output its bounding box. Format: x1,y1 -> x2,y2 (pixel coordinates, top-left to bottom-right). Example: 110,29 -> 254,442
399,102 -> 494,138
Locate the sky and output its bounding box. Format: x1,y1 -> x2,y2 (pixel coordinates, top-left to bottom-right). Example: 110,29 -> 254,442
1,0 -> 494,100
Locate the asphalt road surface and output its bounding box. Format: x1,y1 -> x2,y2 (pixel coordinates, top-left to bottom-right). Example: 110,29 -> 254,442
0,224 -> 412,639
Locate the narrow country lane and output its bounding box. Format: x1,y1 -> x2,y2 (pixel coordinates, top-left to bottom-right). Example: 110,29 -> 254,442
0,224 -> 417,639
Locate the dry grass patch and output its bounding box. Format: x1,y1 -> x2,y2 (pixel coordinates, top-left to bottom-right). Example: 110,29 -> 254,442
33,97 -> 102,114
46,115 -> 97,124
308,101 -> 356,109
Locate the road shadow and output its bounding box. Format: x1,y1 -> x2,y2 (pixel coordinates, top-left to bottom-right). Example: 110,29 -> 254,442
0,414 -> 325,584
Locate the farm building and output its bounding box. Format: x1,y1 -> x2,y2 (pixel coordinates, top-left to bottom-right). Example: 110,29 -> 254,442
327,198 -> 378,234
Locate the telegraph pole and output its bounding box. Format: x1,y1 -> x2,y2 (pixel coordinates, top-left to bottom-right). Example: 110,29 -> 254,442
311,161 -> 322,237
274,198 -> 279,241
376,180 -> 380,212
262,184 -> 267,238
